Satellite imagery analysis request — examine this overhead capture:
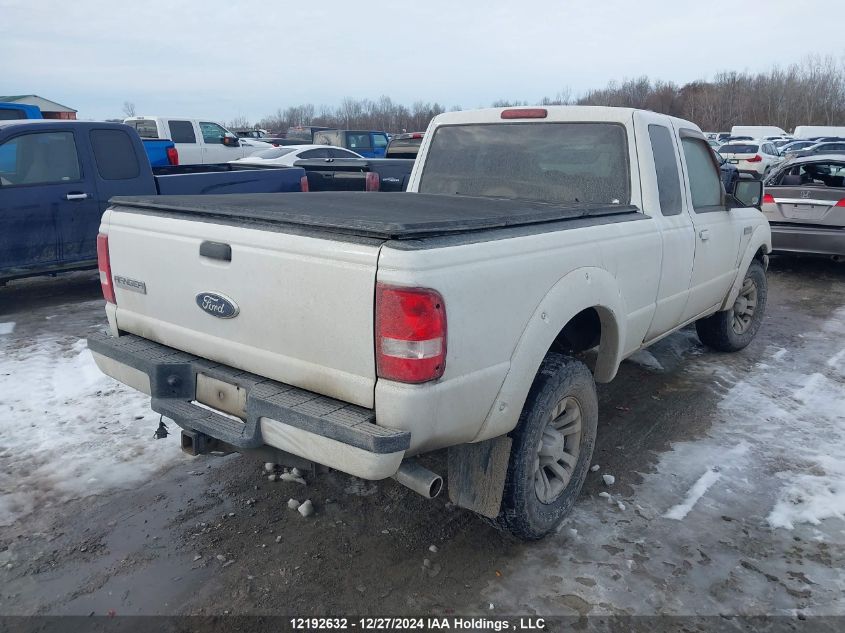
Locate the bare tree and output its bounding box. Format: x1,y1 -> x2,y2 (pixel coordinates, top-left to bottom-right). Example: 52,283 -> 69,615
122,101 -> 136,117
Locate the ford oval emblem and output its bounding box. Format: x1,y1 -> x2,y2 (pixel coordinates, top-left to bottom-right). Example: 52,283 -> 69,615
195,292 -> 239,319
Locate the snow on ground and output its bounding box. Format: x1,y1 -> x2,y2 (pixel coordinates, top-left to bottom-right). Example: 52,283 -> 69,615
0,322 -> 16,335
0,332 -> 182,526
485,309 -> 845,616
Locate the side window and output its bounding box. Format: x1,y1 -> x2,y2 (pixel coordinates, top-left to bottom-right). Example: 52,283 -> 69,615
298,148 -> 329,159
199,122 -> 229,144
681,137 -> 723,211
347,133 -> 372,150
647,124 -> 683,216
168,120 -> 196,144
373,134 -> 388,149
129,120 -> 159,139
0,131 -> 81,186
90,129 -> 140,180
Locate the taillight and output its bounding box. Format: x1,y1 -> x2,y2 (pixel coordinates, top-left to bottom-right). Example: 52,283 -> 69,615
300,175 -> 309,192
762,193 -> 775,204
166,146 -> 179,165
96,233 -> 116,304
835,199 -> 845,207
501,108 -> 547,119
376,284 -> 446,383
365,172 -> 380,192
747,154 -> 762,163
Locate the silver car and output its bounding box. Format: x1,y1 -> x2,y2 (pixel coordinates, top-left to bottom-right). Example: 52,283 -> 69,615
761,154 -> 845,258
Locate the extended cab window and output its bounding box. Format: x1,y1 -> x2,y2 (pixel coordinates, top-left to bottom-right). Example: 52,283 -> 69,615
0,131 -> 81,186
89,129 -> 140,180
168,120 -> 196,144
681,137 -> 723,211
200,122 -> 229,144
419,122 -> 630,205
648,124 -> 682,216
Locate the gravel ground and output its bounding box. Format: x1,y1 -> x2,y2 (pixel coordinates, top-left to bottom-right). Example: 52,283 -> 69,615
0,257 -> 843,621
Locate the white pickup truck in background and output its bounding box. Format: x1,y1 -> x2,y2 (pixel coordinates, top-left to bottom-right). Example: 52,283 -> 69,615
124,116 -> 272,165
90,106 -> 771,539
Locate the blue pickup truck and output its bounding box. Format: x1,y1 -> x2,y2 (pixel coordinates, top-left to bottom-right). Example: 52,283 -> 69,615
0,120 -> 304,283
0,102 -> 44,120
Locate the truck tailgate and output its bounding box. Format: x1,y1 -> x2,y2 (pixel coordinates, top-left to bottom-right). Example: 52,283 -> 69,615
103,204 -> 381,408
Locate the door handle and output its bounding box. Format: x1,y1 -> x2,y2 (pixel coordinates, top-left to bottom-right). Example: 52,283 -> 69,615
65,193 -> 89,201
698,229 -> 710,241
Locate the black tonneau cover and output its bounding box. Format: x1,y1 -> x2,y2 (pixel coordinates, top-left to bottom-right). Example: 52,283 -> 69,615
110,192 -> 640,240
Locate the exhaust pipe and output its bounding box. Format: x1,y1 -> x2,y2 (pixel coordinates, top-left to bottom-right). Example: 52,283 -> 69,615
392,459 -> 443,499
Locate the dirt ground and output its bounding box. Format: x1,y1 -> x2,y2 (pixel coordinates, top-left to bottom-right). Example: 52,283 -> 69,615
0,257 -> 843,619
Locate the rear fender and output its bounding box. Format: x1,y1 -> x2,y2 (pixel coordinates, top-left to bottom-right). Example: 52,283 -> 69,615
471,267 -> 625,442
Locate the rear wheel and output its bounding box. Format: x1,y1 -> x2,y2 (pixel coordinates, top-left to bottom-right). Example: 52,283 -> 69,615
696,259 -> 767,352
495,353 -> 598,540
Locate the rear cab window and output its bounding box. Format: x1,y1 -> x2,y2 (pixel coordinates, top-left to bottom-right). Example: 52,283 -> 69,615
0,131 -> 82,186
419,122 -> 630,205
347,133 -> 372,151
127,119 -> 159,139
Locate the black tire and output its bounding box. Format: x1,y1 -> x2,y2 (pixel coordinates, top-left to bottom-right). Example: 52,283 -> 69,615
495,353 -> 598,540
696,258 -> 767,352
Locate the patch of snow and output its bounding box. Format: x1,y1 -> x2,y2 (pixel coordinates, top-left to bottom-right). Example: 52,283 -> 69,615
0,322 -> 15,335
0,337 -> 182,526
602,474 -> 615,486
664,468 -> 721,520
772,347 -> 788,361
627,350 -> 664,371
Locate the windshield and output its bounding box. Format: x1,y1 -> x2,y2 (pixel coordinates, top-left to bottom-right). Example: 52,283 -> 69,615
419,122 -> 630,205
719,144 -> 758,154
250,147 -> 296,159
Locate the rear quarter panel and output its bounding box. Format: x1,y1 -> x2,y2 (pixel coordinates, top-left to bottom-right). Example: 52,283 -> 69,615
375,216 -> 660,453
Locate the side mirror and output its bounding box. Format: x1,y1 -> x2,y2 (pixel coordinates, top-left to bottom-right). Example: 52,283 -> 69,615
731,179 -> 763,209
222,135 -> 240,147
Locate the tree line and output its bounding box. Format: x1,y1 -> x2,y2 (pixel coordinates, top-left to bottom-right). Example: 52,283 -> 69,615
226,54 -> 845,134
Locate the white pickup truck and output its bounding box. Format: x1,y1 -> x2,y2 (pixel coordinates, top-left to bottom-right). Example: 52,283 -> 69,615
90,106 -> 771,539
123,116 -> 272,165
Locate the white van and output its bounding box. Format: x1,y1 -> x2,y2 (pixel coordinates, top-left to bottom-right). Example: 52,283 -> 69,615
124,117 -> 272,165
730,125 -> 788,139
792,125 -> 845,140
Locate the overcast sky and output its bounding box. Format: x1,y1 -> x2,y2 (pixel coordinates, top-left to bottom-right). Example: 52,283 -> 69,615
2,0 -> 843,123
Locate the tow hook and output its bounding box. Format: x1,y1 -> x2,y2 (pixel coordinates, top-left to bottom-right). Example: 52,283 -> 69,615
153,418 -> 169,439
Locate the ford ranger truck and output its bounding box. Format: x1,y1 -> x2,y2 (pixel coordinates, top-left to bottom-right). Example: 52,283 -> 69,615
89,106 -> 771,539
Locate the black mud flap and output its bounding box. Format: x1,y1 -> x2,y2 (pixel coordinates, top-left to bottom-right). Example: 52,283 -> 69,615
447,436 -> 512,519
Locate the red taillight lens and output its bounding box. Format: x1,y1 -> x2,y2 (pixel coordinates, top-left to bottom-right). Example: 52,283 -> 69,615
365,172 -> 380,192
166,146 -> 179,165
747,154 -> 762,163
96,233 -> 115,304
300,175 -> 309,192
501,108 -> 547,119
376,284 -> 446,383
762,193 -> 775,204
835,199 -> 845,207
